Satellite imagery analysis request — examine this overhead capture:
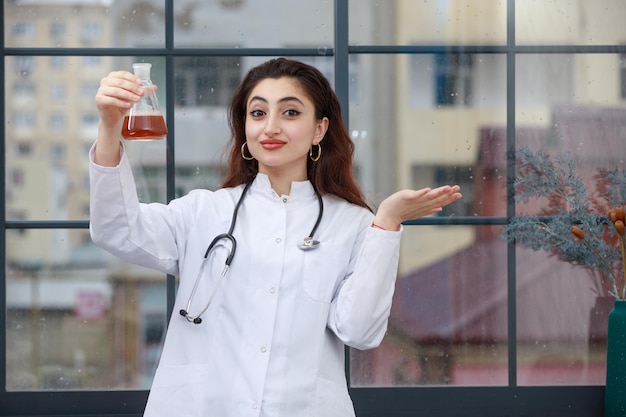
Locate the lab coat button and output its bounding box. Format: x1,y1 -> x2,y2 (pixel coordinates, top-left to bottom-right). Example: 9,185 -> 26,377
275,237 -> 281,243
282,197 -> 288,203
252,403 -> 259,410
269,287 -> 276,293
260,346 -> 267,353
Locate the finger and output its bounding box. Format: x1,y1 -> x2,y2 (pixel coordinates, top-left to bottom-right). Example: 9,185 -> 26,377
412,187 -> 460,214
96,94 -> 135,110
99,72 -> 142,96
106,70 -> 141,85
425,186 -> 461,203
428,184 -> 459,197
96,84 -> 142,109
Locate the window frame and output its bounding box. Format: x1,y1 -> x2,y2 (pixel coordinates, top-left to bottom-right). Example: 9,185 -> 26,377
0,0 -> 613,415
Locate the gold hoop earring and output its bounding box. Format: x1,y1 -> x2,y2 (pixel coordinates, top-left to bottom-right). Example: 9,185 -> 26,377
310,143 -> 321,162
241,142 -> 255,161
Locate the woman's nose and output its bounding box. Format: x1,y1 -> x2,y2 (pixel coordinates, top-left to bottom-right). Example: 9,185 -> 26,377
264,115 -> 281,136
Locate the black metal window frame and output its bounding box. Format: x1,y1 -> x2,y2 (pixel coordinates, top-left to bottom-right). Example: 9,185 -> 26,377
1,0 -> 618,415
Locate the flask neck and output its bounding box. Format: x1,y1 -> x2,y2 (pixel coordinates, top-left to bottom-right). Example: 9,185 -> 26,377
132,63 -> 152,81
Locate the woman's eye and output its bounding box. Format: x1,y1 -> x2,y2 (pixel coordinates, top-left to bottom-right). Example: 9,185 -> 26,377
284,109 -> 301,117
249,110 -> 265,117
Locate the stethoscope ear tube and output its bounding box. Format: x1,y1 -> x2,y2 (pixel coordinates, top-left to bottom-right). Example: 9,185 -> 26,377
179,179 -> 253,325
204,233 -> 237,266
298,187 -> 323,250
180,256 -> 230,325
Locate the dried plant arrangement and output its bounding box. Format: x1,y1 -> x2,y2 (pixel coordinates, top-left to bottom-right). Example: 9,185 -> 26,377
501,146 -> 626,299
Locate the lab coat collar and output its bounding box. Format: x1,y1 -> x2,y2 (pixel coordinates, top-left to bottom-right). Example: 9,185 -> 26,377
252,173 -> 316,202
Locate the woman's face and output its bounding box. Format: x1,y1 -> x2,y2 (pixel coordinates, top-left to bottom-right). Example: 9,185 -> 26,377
244,77 -> 328,181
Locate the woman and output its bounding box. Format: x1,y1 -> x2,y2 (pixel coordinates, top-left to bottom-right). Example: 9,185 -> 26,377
91,58 -> 461,417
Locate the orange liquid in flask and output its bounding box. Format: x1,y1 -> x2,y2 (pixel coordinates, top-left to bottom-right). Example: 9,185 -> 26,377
121,115 -> 168,140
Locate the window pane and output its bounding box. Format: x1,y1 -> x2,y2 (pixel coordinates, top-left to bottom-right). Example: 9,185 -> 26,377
351,54 -> 507,214
5,0 -> 166,48
350,54 -> 506,216
116,57 -> 168,203
515,251 -> 607,386
6,234 -> 167,391
5,56 -> 167,221
173,0 -> 332,48
516,0 -> 626,45
350,0 -> 507,45
513,53 -> 626,386
124,139 -> 169,204
349,54 -> 508,386
173,56 -> 240,194
351,226 -> 509,386
173,56 -> 335,195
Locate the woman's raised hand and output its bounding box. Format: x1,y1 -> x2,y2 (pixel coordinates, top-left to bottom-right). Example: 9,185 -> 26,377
95,71 -> 143,129
373,185 -> 462,231
93,71 -> 143,167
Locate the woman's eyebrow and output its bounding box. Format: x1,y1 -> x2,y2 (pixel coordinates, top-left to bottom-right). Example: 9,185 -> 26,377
248,96 -> 305,106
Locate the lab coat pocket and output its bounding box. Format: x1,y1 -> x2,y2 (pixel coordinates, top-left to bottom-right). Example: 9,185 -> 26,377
145,364 -> 212,417
313,377 -> 356,417
302,243 -> 350,303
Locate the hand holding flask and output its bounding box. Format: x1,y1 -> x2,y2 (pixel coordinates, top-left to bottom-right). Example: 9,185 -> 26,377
121,63 -> 168,140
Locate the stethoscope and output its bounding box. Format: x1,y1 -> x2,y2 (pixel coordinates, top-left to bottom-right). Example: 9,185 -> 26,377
180,176 -> 324,324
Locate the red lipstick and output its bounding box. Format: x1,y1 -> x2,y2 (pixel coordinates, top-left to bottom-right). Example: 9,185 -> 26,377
260,139 -> 286,150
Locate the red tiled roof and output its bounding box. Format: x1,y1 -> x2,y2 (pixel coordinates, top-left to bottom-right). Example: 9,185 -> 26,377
390,238 -> 611,344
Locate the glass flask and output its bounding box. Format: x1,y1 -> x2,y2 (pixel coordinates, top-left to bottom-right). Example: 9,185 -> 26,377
121,63 -> 168,140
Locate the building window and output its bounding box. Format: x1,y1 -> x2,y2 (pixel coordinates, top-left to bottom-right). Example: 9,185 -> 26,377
49,83 -> 66,100
434,53 -> 473,106
81,114 -> 99,127
50,22 -> 65,43
13,83 -> 35,98
12,111 -> 36,128
50,56 -> 65,70
51,144 -> 66,161
12,22 -> 35,37
82,82 -> 99,100
16,143 -> 33,156
81,56 -> 102,67
14,56 -> 34,75
80,21 -> 102,43
174,56 -> 241,107
10,169 -> 24,187
49,113 -> 66,131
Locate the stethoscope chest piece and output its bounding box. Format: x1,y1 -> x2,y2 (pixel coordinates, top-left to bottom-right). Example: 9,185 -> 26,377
296,186 -> 324,251
298,237 -> 320,251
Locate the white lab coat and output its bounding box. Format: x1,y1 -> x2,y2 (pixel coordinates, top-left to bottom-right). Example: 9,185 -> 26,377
89,143 -> 402,417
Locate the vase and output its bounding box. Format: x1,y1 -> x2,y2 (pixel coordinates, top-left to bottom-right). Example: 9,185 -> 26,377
605,299 -> 626,417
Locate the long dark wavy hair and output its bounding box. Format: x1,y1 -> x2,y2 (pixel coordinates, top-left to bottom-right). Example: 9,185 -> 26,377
221,58 -> 370,210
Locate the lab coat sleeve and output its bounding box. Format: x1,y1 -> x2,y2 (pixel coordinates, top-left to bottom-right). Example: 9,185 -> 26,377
89,142 -> 188,276
327,225 -> 402,350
